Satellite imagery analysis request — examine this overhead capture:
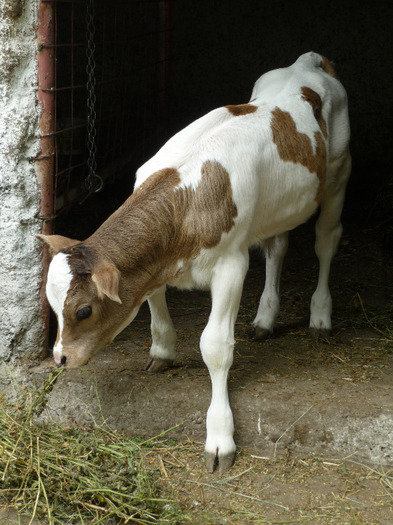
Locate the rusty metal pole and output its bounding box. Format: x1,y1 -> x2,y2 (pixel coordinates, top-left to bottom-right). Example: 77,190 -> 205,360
36,0 -> 55,355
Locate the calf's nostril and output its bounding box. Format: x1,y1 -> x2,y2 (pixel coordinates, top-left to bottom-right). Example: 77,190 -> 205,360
61,355 -> 67,365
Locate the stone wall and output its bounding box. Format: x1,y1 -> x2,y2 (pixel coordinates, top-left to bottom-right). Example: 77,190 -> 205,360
0,0 -> 44,364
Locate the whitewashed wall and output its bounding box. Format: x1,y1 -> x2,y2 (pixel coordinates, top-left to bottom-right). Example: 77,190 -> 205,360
0,0 -> 45,364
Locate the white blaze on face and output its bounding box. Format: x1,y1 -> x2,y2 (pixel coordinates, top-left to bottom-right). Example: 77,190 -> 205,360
46,253 -> 73,364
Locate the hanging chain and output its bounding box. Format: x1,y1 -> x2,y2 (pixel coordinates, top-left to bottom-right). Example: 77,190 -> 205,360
85,0 -> 103,194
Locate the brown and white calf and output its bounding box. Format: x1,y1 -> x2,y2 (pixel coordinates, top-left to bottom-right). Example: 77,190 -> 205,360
37,52 -> 351,472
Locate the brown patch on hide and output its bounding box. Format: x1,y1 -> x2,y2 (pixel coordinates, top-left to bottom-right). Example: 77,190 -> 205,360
104,163 -> 238,258
301,87 -> 328,139
62,244 -> 114,305
271,107 -> 326,203
64,244 -> 97,277
175,160 -> 239,250
89,162 -> 238,306
62,245 -> 100,307
128,162 -> 238,257
319,56 -> 339,80
225,103 -> 257,116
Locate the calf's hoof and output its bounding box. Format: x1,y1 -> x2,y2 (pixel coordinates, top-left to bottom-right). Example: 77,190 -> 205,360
205,451 -> 235,473
253,325 -> 273,341
145,358 -> 174,372
309,327 -> 331,340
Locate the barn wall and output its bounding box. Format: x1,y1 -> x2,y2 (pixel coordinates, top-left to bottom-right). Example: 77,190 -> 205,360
0,0 -> 44,364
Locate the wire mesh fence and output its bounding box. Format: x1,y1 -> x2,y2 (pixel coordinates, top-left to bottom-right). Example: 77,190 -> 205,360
37,0 -> 173,219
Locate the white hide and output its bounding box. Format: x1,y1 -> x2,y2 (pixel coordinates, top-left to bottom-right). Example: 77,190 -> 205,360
46,253 -> 73,364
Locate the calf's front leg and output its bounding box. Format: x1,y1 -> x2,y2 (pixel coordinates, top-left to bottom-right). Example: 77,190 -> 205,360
146,285 -> 177,372
201,251 -> 249,472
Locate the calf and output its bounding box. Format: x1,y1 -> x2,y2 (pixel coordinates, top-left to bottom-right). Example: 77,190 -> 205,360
37,52 -> 351,472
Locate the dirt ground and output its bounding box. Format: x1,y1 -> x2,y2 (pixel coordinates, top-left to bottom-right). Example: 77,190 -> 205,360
13,220 -> 393,523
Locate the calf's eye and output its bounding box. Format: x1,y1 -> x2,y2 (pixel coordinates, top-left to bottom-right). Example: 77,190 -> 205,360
76,306 -> 92,322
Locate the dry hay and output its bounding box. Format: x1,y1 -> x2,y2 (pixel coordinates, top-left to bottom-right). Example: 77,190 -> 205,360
0,368 -> 181,524
142,440 -> 393,524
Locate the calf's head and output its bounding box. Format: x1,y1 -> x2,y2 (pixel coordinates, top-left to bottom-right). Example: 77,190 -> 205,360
37,235 -> 138,367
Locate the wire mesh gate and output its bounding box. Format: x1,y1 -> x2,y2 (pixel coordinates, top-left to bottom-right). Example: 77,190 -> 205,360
37,0 -> 173,225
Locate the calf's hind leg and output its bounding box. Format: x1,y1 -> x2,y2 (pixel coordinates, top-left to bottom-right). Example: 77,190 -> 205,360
310,156 -> 351,334
252,232 -> 288,339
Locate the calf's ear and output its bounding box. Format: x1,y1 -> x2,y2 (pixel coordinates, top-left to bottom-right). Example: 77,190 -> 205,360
92,263 -> 122,304
36,234 -> 80,257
